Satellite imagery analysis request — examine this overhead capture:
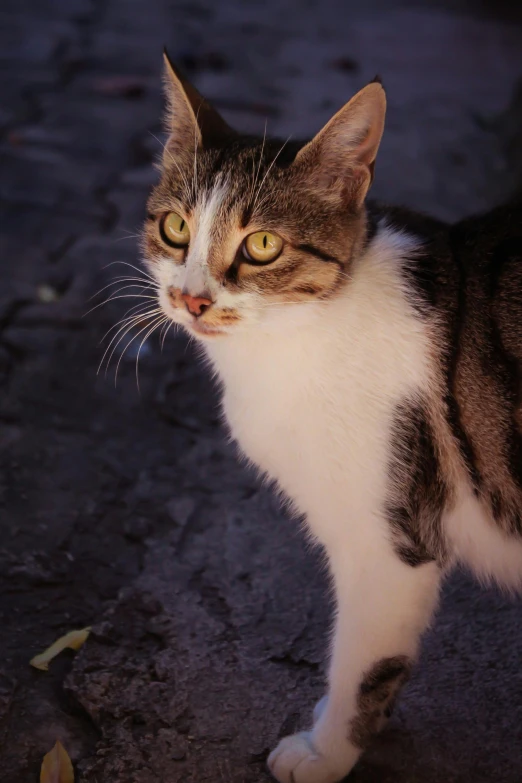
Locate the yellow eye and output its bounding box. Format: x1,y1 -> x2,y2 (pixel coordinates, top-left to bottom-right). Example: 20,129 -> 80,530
161,212 -> 190,248
243,231 -> 283,264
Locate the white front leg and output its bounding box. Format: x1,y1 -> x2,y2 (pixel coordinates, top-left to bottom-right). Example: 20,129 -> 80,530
268,526 -> 442,783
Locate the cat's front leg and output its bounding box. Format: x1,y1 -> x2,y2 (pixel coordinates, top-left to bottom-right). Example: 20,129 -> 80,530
268,531 -> 442,783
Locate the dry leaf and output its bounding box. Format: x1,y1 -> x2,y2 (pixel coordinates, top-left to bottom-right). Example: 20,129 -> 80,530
30,627 -> 91,671
40,740 -> 74,783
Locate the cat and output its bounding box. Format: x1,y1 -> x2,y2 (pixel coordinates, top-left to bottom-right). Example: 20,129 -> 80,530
140,51 -> 522,783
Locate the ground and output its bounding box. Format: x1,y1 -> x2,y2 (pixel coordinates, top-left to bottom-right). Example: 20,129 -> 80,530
1,0 -> 522,781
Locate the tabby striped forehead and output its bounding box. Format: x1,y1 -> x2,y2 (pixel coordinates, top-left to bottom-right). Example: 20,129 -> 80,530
153,140 -> 298,220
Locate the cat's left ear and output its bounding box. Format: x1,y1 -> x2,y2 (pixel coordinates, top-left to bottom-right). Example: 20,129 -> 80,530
162,49 -> 235,165
294,80 -> 386,207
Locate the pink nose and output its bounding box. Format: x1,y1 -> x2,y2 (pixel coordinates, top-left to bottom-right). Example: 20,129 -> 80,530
180,292 -> 212,317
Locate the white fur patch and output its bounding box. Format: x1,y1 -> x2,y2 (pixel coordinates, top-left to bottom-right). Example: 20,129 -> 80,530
445,487 -> 522,591
182,179 -> 228,297
204,224 -> 446,782
206,224 -> 432,543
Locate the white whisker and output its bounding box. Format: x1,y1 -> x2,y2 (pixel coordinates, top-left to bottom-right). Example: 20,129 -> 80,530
97,286 -> 157,301
102,261 -> 158,285
99,309 -> 162,369
159,318 -> 171,347
149,131 -> 191,195
248,119 -> 267,210
134,316 -> 169,392
160,319 -> 174,351
113,313 -> 165,387
84,292 -> 158,317
98,308 -> 162,374
192,106 -> 202,203
113,233 -> 140,243
89,277 -> 157,301
99,303 -> 163,343
252,134 -> 292,214
103,314 -> 161,380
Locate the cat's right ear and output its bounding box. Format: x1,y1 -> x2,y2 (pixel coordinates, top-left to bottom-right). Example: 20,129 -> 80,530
162,49 -> 235,166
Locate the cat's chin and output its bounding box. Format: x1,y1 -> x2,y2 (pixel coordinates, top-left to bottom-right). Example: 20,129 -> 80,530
164,311 -> 227,339
186,321 -> 227,339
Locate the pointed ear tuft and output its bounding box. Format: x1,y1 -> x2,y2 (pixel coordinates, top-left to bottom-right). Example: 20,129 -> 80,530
162,50 -> 235,166
294,81 -> 386,208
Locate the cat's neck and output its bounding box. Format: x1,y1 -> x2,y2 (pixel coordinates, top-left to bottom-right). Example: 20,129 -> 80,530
203,215 -> 429,385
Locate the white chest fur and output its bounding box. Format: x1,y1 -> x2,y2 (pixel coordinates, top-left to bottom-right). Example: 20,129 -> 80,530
205,231 -> 433,546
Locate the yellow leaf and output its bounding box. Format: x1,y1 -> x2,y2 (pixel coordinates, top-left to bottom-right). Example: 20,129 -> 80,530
40,740 -> 74,783
30,627 -> 92,671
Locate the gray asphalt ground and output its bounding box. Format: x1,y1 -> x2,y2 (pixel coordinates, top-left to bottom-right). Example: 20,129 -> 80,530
1,1 -> 522,781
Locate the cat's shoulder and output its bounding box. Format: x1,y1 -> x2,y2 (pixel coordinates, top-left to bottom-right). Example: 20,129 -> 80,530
366,198 -> 521,314
450,196 -> 522,266
365,201 -> 452,315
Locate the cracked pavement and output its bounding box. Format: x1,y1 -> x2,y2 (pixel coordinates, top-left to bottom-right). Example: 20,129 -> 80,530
1,1 -> 522,781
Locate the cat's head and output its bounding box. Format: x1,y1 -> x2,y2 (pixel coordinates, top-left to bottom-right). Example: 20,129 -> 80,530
142,52 -> 386,340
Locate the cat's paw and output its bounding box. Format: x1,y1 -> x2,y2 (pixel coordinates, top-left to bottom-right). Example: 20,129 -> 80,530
267,731 -> 346,783
312,695 -> 328,724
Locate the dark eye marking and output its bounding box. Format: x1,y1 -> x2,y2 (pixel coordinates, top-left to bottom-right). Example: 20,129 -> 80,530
296,243 -> 342,265
241,205 -> 253,229
225,254 -> 241,284
292,284 -> 323,296
147,213 -> 156,221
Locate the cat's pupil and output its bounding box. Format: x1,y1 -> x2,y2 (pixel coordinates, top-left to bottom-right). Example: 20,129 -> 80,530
180,219 -> 185,232
263,234 -> 267,248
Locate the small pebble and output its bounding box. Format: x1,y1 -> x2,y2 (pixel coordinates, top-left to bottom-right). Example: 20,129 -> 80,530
36,284 -> 59,303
